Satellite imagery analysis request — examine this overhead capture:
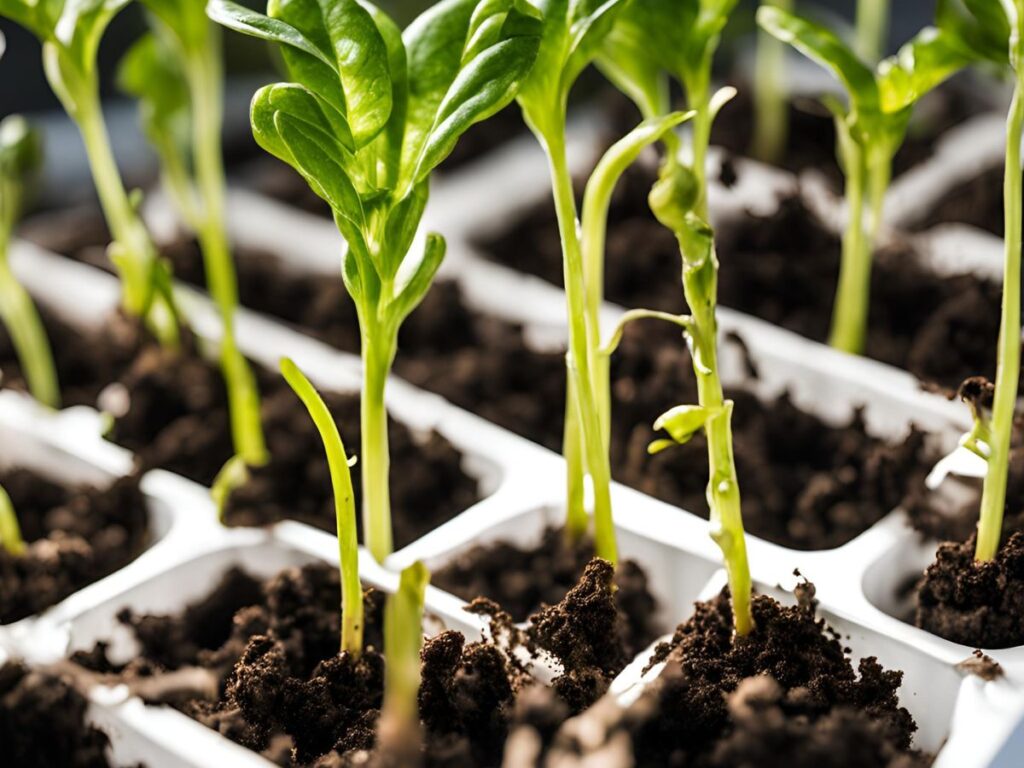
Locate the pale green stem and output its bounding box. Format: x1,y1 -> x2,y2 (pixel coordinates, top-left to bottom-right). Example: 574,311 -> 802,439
281,358 -> 363,655
186,32 -> 267,467
362,325 -> 397,563
827,140 -> 870,354
855,0 -> 889,63
0,250 -> 60,408
562,380 -> 587,539
684,66 -> 713,220
975,75 -> 1024,562
542,123 -> 617,564
752,0 -> 792,163
0,483 -> 25,557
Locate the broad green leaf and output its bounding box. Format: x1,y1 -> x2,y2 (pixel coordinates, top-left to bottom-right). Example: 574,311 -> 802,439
392,231 -> 445,321
937,0 -> 1010,65
382,180 -> 428,278
878,27 -> 972,113
0,0 -> 62,41
757,6 -> 879,115
268,82 -> 355,151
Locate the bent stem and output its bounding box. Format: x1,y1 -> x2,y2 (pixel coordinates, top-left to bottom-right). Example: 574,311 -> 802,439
855,0 -> 889,63
362,326 -> 397,563
975,73 -> 1024,562
0,484 -> 25,557
827,134 -> 870,354
281,357 -> 362,655
0,255 -> 59,409
752,0 -> 792,164
186,30 -> 266,467
542,121 -> 616,564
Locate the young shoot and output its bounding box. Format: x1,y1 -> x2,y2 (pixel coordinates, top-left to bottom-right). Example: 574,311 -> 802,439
0,113 -> 60,409
0,483 -> 26,557
856,0 -> 890,63
937,0 -> 1022,562
0,0 -> 180,346
208,0 -> 540,562
758,7 -> 969,354
378,561 -> 429,766
281,357 -> 362,656
752,0 -> 792,164
119,0 -> 268,476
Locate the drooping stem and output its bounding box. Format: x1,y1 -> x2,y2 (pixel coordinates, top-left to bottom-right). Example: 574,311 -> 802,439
975,74 -> 1024,562
0,254 -> 60,408
542,122 -> 617,564
0,483 -> 25,557
855,0 -> 889,63
186,29 -> 266,468
827,136 -> 870,354
752,0 -> 792,164
362,324 -> 397,563
280,358 -> 363,656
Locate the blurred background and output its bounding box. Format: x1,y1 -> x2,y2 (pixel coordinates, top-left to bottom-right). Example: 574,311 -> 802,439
0,0 -> 941,205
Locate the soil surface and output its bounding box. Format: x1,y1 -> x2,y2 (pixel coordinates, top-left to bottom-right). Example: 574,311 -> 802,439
0,660 -> 117,767
916,531 -> 1024,648
589,587 -> 928,768
480,179 -> 1003,393
73,559 -> 633,766
435,528 -> 659,662
0,468 -> 148,624
912,163 -> 1005,236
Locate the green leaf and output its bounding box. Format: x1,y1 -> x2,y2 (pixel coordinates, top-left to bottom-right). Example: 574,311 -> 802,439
364,1 -> 407,188
756,5 -> 879,115
382,180 -> 428,278
141,0 -> 210,54
652,404 -> 709,445
206,0 -> 334,66
392,231 -> 445,322
937,0 -> 1010,65
877,27 -> 972,113
56,0 -> 134,70
563,0 -> 626,90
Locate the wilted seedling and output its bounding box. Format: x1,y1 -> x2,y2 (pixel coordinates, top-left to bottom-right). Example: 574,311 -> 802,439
119,0 -> 267,479
758,7 -> 969,354
0,112 -> 59,410
280,357 -> 362,655
935,0 -> 1022,562
208,0 -> 540,562
0,0 -> 180,345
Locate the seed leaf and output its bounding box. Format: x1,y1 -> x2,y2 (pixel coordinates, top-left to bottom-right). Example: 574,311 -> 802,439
878,28 -> 972,114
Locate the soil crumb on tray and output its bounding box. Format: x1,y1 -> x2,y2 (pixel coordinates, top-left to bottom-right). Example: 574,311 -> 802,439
0,660 -> 120,767
73,561 -> 615,767
0,468 -> 148,624
916,531 -> 1024,648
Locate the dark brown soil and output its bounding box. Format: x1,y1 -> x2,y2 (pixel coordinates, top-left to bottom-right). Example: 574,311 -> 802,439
916,531 -> 1024,648
912,164 -> 1005,236
0,468 -> 148,624
480,183 -> 1003,393
0,660 -> 117,767
624,588 -> 929,768
72,561 -> 619,766
434,528 -> 659,662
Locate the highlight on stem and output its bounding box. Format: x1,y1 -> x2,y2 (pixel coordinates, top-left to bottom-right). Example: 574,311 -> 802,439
935,0 -> 1022,562
757,6 -> 970,354
0,112 -> 60,410
207,0 -> 541,562
119,0 -> 268,476
280,357 -> 362,656
0,0 -> 181,346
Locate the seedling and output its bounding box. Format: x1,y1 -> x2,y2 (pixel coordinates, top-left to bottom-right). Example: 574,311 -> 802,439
856,0 -> 889,63
758,8 -> 969,354
281,358 -> 362,655
0,113 -> 60,410
208,0 -> 540,562
752,0 -> 792,164
119,0 -> 268,476
0,483 -> 26,557
377,561 -> 429,765
936,0 -> 1021,562
0,0 -> 180,345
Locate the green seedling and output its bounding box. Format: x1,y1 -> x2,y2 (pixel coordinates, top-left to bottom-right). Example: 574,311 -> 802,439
937,0 -> 1021,562
752,0 -> 792,164
377,561 -> 429,765
0,0 -> 180,346
281,357 -> 362,655
758,7 -> 970,354
119,0 -> 267,477
208,0 -> 540,562
857,0 -> 890,63
0,483 -> 26,557
0,111 -> 60,410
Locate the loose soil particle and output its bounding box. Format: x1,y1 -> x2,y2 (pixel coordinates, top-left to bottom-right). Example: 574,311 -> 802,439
73,560 -> 633,766
0,467 -> 148,624
624,588 -> 929,768
916,531 -> 1024,648
0,660 -> 118,767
